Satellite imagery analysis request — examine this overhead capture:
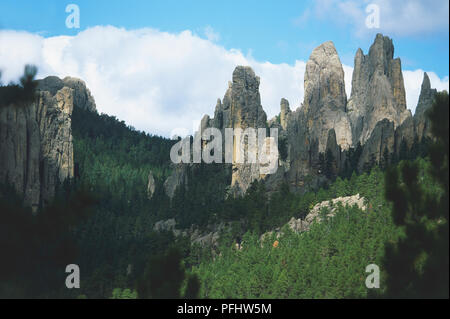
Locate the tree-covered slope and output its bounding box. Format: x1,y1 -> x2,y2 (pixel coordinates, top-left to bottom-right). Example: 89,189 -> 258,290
71,107 -> 180,298
190,158 -> 442,299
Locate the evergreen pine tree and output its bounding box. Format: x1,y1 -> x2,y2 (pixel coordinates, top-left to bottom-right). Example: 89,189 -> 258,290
383,91 -> 449,298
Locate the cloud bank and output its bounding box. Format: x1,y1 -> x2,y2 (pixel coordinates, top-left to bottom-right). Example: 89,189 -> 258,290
305,0 -> 449,37
0,26 -> 448,136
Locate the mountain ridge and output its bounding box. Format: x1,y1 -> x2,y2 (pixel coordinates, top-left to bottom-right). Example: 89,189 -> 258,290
164,33 -> 440,198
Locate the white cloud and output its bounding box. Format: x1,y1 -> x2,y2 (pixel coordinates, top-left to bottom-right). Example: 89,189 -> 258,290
204,26 -> 220,42
0,26 -> 305,136
301,0 -> 449,37
0,26 -> 448,137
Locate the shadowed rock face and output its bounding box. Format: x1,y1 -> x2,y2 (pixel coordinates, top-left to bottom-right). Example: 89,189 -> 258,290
302,41 -> 352,152
0,76 -> 96,211
415,72 -> 437,117
414,72 -> 437,141
280,98 -> 291,130
347,34 -> 411,145
164,163 -> 188,199
357,119 -> 395,171
394,115 -> 415,154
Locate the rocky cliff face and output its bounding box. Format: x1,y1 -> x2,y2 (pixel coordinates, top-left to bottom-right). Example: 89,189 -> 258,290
347,34 -> 411,145
279,98 -> 291,131
213,66 -> 267,130
357,119 -> 395,171
414,72 -> 437,141
0,76 -> 96,211
163,33 -> 438,201
302,41 -> 352,152
207,66 -> 269,196
268,41 -> 352,193
37,76 -> 97,113
164,162 -> 189,198
267,34 -> 437,192
360,71 -> 438,169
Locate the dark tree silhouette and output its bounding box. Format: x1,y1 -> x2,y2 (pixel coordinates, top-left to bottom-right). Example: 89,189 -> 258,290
383,91 -> 449,298
324,149 -> 336,179
278,135 -> 288,161
0,181 -> 96,298
184,274 -> 201,299
137,247 -> 186,299
0,65 -> 38,108
381,146 -> 390,170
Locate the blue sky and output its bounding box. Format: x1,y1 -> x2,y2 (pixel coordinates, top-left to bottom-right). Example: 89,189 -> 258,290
0,0 -> 449,136
1,0 -> 448,75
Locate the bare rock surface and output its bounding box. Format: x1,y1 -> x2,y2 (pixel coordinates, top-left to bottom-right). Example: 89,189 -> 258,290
347,34 -> 411,145
302,41 -> 352,152
0,76 -> 96,211
147,171 -> 156,199
153,218 -> 225,247
260,194 -> 366,241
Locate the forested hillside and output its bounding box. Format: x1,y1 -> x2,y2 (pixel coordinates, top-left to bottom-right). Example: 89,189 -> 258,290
70,107 -> 179,298
190,159 -> 436,298
69,92 -> 447,299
